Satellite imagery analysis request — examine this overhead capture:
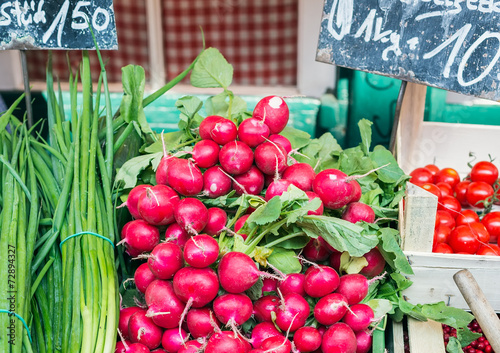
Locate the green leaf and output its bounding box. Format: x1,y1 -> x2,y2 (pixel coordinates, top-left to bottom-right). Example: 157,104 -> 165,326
398,298 -> 428,321
115,152 -> 163,189
366,299 -> 394,319
358,119 -> 373,155
120,65 -> 153,136
190,47 -> 233,88
265,233 -> 310,250
340,253 -> 369,274
446,337 -> 463,353
338,147 -> 374,176
456,327 -> 481,347
144,131 -> 185,154
298,216 -> 378,257
420,302 -> 475,329
378,228 -> 414,274
176,96 -> 203,132
285,198 -> 322,225
370,146 -> 406,184
390,272 -> 413,292
245,278 -> 264,301
246,197 -> 282,226
280,126 -> 311,150
298,133 -> 342,169
267,247 -> 302,274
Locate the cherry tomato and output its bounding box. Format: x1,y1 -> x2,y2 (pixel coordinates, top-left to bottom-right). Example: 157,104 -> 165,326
447,225 -> 480,254
468,222 -> 490,243
420,183 -> 442,200
436,182 -> 453,198
476,244 -> 500,256
466,181 -> 494,208
455,209 -> 479,227
425,164 -> 440,178
433,242 -> 453,254
435,168 -> 460,188
454,180 -> 471,206
481,211 -> 500,243
470,161 -> 499,185
434,224 -> 452,246
438,196 -> 462,218
409,168 -> 434,185
435,210 -> 456,229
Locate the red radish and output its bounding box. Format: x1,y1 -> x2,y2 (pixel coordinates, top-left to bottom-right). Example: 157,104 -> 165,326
249,350 -> 265,353
351,180 -> 362,203
359,247 -> 385,278
156,156 -> 178,186
265,179 -> 293,201
253,295 -> 280,322
192,140 -> 220,168
278,273 -> 306,297
329,252 -> 342,273
177,340 -> 203,353
233,166 -> 265,195
115,340 -> 150,353
219,141 -> 254,175
265,173 -> 278,187
260,335 -> 292,353
137,185 -> 180,226
336,274 -> 369,305
293,326 -> 322,353
128,310 -> 163,349
254,142 -> 288,176
275,293 -> 310,332
305,191 -> 324,216
164,223 -> 190,249
313,169 -> 358,209
186,307 -> 220,338
303,238 -> 331,262
147,243 -> 183,280
317,326 -> 327,336
152,347 -> 168,352
204,207 -> 228,236
199,115 -> 223,140
218,252 -> 280,293
166,159 -> 204,196
134,263 -> 157,293
234,214 -> 250,233
262,278 -> 278,293
268,134 -> 292,154
174,198 -> 209,235
161,328 -> 188,353
125,185 -> 149,219
173,267 -> 219,308
183,234 -> 219,268
204,331 -> 249,353
321,323 -> 357,353
355,330 -> 372,353
252,96 -> 289,134
304,265 -> 340,298
119,307 -> 143,340
342,202 -> 375,224
211,118 -> 238,145
213,293 -> 253,327
238,117 -> 271,147
203,166 -> 232,198
119,220 -> 160,255
145,280 -> 185,329
313,293 -> 349,326
283,163 -> 316,191
342,304 -> 374,332
250,322 -> 283,349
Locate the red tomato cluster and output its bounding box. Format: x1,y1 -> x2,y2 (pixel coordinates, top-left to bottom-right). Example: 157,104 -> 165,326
409,162 -> 500,256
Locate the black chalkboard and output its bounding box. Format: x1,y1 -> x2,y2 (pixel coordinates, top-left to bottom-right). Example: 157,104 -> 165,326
317,0 -> 500,101
0,0 -> 117,50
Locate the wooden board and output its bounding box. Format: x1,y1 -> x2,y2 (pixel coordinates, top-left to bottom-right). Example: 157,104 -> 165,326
0,0 -> 117,50
404,251 -> 500,310
317,0 -> 500,101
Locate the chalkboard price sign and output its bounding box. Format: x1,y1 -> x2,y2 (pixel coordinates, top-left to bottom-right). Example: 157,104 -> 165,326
0,0 -> 117,50
317,0 -> 500,101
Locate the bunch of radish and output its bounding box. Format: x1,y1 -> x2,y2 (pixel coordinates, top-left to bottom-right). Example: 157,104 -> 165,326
115,95 -> 390,353
116,242 -> 386,353
409,161 -> 500,255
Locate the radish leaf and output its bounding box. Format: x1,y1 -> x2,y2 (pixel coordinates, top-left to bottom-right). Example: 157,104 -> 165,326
190,47 -> 233,88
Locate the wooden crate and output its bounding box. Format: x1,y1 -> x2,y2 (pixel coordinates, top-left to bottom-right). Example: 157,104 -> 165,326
390,82 -> 500,352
